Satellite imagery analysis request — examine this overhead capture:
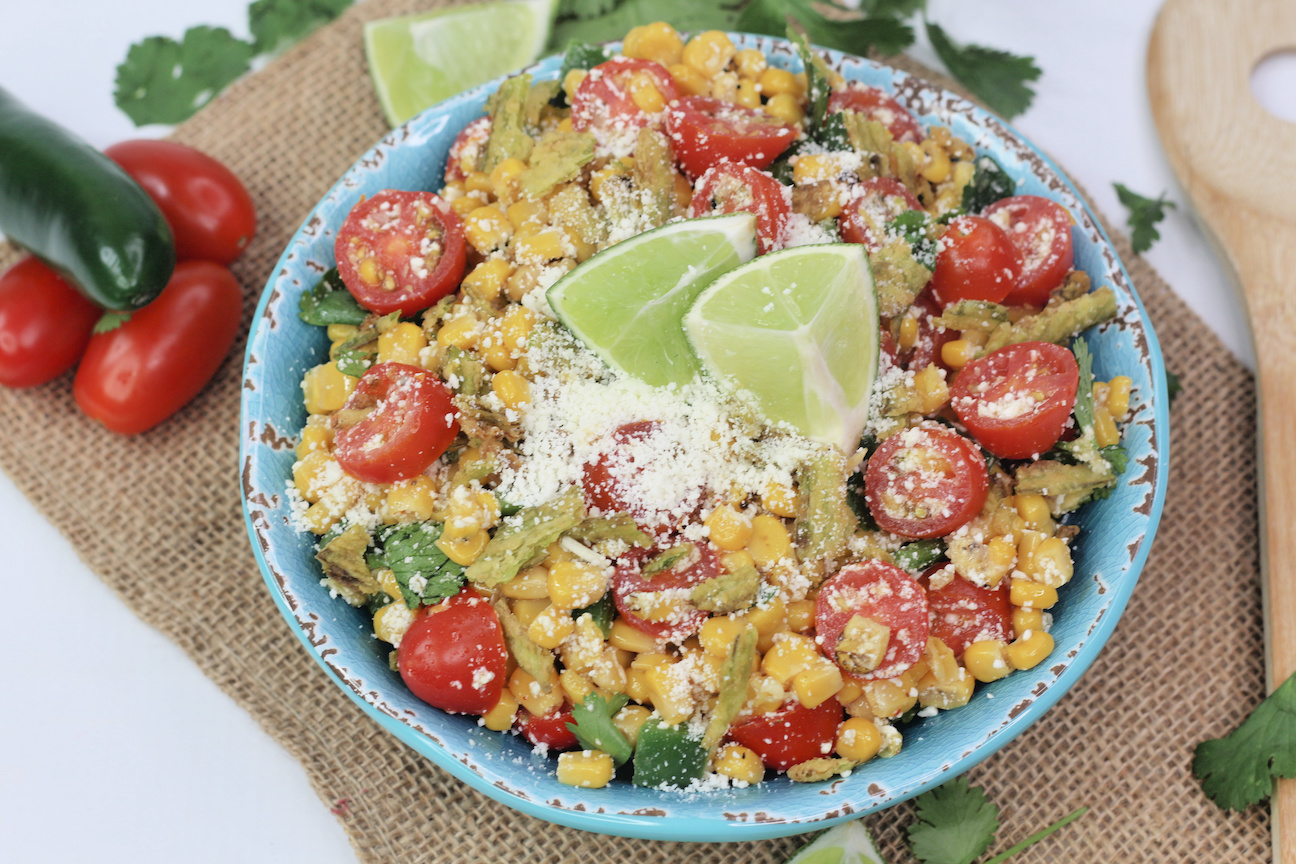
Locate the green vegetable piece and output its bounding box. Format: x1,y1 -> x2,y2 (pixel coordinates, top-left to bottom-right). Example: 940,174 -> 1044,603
568,513 -> 652,549
572,594 -> 615,638
549,0 -> 740,52
315,523 -> 381,606
1114,183 -> 1176,254
114,26 -> 255,126
795,451 -> 853,563
934,299 -> 1010,333
524,80 -> 562,128
788,757 -> 858,783
788,26 -> 832,132
702,625 -> 758,755
372,522 -> 466,609
520,129 -> 595,199
691,561 -> 760,614
567,692 -> 633,765
556,42 -> 610,100
980,287 -> 1119,355
925,20 -> 1041,120
441,346 -> 489,396
492,598 -> 555,687
483,74 -> 535,172
632,718 -> 708,789
631,127 -> 676,229
643,543 -> 698,579
888,210 -> 938,270
844,113 -> 894,160
961,153 -> 1015,213
249,0 -> 350,54
907,775 -> 999,864
872,236 -> 933,318
299,268 -> 368,326
1193,670 -> 1296,810
1014,459 -> 1114,501
894,540 -> 945,573
466,486 -> 587,587
334,349 -> 373,378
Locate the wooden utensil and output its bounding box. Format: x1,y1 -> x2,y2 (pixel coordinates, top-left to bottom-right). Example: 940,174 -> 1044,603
1148,1 -> 1296,860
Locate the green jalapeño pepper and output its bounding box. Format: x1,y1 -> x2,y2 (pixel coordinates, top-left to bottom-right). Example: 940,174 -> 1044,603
0,86 -> 174,310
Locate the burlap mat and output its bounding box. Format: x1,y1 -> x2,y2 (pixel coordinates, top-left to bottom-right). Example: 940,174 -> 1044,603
0,1 -> 1270,860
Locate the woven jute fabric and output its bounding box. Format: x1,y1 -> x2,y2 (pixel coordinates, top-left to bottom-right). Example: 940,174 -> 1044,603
0,1 -> 1271,860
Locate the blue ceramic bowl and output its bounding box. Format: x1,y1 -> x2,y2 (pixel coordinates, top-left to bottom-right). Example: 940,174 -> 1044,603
240,35 -> 1169,841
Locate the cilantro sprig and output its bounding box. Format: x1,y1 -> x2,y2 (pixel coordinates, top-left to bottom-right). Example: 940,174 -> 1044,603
1193,670 -> 1296,811
370,522 -> 466,610
567,691 -> 633,765
925,21 -> 1041,120
1113,184 -> 1176,254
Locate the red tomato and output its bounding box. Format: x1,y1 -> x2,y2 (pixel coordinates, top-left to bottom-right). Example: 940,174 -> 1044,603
444,116 -> 491,184
335,190 -> 467,317
816,561 -> 930,680
397,588 -> 507,715
950,341 -> 1079,460
982,196 -> 1075,307
864,424 -> 989,539
571,58 -> 679,140
516,706 -> 580,751
611,541 -> 717,643
728,699 -> 844,772
828,84 -> 924,143
333,362 -> 459,484
73,260 -> 241,434
919,563 -> 1012,656
0,256 -> 101,388
582,420 -> 704,534
688,163 -> 790,254
665,96 -> 797,179
839,178 -> 924,251
903,288 -> 954,374
930,215 -> 1022,306
104,139 -> 256,265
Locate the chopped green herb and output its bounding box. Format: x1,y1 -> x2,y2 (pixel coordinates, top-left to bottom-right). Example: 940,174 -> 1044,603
894,539 -> 945,573
299,269 -> 368,326
249,0 -> 351,54
567,692 -> 633,765
1114,183 -> 1176,254
1166,370 -> 1182,405
889,209 -> 938,270
925,20 -> 1040,120
334,349 -> 374,378
1193,670 -> 1296,811
961,154 -> 1015,214
93,311 -> 132,335
115,26 -> 255,126
572,594 -> 615,637
372,522 -> 466,609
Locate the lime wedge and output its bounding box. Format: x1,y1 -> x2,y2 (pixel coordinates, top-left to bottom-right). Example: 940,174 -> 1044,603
683,244 -> 879,452
784,819 -> 888,864
546,213 -> 760,388
364,0 -> 557,128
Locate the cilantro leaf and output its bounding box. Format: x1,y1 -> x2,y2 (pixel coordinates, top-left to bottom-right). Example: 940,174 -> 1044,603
1100,445 -> 1129,475
738,0 -> 914,59
334,349 -> 374,378
961,154 -> 1015,214
1113,183 -> 1176,254
249,0 -> 352,55
558,0 -> 620,19
567,691 -> 633,765
866,0 -> 929,16
907,775 -> 999,864
573,593 -> 616,637
925,20 -> 1040,120
93,311 -> 132,335
114,26 -> 255,126
548,0 -> 740,52
1193,671 -> 1296,811
373,522 -> 466,609
888,210 -> 938,270
299,268 -> 368,326
1166,370 -> 1182,406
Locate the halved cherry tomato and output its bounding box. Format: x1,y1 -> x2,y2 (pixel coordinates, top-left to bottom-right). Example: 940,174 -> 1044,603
397,588 -> 507,715
839,177 -> 924,251
611,541 -> 717,643
816,561 -> 930,680
73,260 -> 241,435
665,96 -> 797,179
0,256 -> 101,388
335,190 -> 467,317
903,288 -> 954,374
930,215 -> 1022,307
443,116 -> 491,185
919,563 -> 1012,656
950,341 -> 1079,460
828,84 -> 924,143
571,58 -> 679,142
727,698 -> 844,772
982,196 -> 1075,307
333,362 -> 459,484
516,705 -> 580,751
864,424 -> 989,539
104,139 -> 257,265
688,163 -> 790,254
582,420 -> 704,534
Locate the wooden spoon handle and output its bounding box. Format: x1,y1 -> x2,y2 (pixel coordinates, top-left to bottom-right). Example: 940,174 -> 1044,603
1148,1 -> 1296,859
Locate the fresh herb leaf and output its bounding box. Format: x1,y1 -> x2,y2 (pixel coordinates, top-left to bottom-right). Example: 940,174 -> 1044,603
961,154 -> 1014,213
573,593 -> 616,637
558,0 -> 620,20
1166,370 -> 1182,405
894,539 -> 945,573
1100,445 -> 1128,474
1193,670 -> 1296,811
908,776 -> 998,864
736,0 -> 914,60
925,20 -> 1040,120
334,349 -> 374,378
93,311 -> 132,334
1113,183 -> 1176,254
1071,337 -> 1095,434
299,268 -> 368,326
889,210 -> 937,270
567,691 -> 633,765
249,0 -> 351,54
115,26 -> 255,126
548,0 -> 740,52
373,522 -> 466,609
559,41 -> 611,81
867,0 -> 928,16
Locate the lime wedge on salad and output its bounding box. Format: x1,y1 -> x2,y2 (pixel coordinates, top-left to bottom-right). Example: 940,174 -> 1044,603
683,244 -> 880,453
546,213 -> 759,388
783,819 -> 888,864
364,0 -> 557,128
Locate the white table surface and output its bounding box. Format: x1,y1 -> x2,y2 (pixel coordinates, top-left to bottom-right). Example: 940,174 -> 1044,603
0,1 -> 1282,861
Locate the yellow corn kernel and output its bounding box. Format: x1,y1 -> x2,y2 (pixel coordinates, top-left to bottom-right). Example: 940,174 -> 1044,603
793,659 -> 844,709
559,668 -> 603,706
764,93 -> 803,125
787,599 -> 817,634
588,162 -> 629,204
836,679 -> 864,707
509,667 -> 564,718
587,647 -> 629,694
1014,494 -> 1052,528
295,423 -> 333,458
963,639 -> 1012,683
623,21 -> 684,67
738,594 -> 788,646
478,329 -> 514,373
917,666 -> 974,710
919,138 -> 951,184
302,361 -> 357,414
1006,630 -> 1054,670
464,205 -> 514,254
682,30 -> 736,78
734,48 -> 767,80
1029,536 -> 1074,588
924,636 -> 960,686
490,157 -> 527,203
489,370 -> 529,410
1107,375 -> 1133,420
1094,405 -> 1120,448
501,565 -> 550,600
1012,607 -> 1044,638
940,339 -> 977,371
644,661 -> 694,724
506,198 -> 547,231
437,529 -> 490,566
464,170 -> 494,195
697,617 -> 748,657
791,153 -> 841,185
462,257 -> 513,302
562,68 -> 588,102
610,618 -> 660,654
667,63 -> 710,97
376,568 -> 403,602
863,678 -> 917,720
613,705 -> 653,747
499,305 -> 536,353
547,560 -> 609,610
436,315 -> 479,350
556,750 -> 615,788
1009,577 -> 1059,610
373,602 -> 415,646
377,322 -> 427,367
758,67 -> 799,98
385,476 -> 437,523
719,551 -> 757,579
292,450 -> 331,504
673,171 -> 694,213
705,505 -> 753,551
528,604 -> 577,650
745,674 -> 787,715
511,597 -> 549,629
761,483 -> 799,518
481,690 -> 519,732
710,70 -> 739,103
628,71 -> 667,113
625,667 -> 652,704
450,191 -> 487,216
301,501 -> 340,535
761,633 -> 819,685
897,312 -> 920,352
913,363 -> 950,413
836,717 -> 883,763
747,514 -> 793,569
715,743 -> 766,785
735,78 -> 761,109
514,227 -> 569,263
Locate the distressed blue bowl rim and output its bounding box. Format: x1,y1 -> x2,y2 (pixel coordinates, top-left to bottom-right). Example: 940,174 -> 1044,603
240,35 -> 1169,842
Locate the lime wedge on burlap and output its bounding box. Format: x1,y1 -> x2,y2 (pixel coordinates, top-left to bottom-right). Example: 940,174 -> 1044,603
683,244 -> 879,452
364,0 -> 557,128
546,213 -> 759,388
784,818 -> 888,864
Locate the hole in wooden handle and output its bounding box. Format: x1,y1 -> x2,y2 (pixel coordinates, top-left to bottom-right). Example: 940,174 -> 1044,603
1251,48 -> 1296,124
